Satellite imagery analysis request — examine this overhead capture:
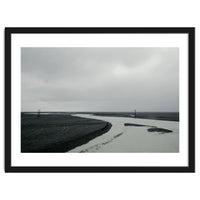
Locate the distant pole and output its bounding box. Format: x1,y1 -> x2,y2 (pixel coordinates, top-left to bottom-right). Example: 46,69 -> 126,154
135,109 -> 136,118
37,109 -> 40,117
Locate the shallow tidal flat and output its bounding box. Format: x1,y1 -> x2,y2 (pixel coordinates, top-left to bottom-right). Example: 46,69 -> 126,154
21,113 -> 111,152
70,114 -> 179,153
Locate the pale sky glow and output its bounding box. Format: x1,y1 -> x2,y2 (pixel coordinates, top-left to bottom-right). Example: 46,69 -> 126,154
21,47 -> 179,112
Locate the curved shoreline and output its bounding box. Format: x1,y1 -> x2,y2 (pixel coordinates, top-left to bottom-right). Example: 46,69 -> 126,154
70,114 -> 179,153
21,113 -> 112,152
21,113 -> 178,153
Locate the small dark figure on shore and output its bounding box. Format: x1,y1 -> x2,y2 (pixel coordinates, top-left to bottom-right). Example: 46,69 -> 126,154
37,109 -> 40,118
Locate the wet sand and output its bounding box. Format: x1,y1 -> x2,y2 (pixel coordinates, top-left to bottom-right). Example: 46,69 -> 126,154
70,114 -> 179,153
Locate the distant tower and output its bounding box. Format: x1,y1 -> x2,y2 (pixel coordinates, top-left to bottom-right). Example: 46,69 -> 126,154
134,109 -> 136,118
37,109 -> 40,117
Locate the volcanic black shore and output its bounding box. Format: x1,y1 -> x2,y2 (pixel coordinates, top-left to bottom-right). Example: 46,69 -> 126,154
21,113 -> 112,152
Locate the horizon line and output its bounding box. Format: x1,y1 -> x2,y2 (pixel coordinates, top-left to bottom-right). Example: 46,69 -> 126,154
21,111 -> 179,113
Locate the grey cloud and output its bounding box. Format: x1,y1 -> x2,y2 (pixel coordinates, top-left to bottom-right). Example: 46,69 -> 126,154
21,47 -> 179,112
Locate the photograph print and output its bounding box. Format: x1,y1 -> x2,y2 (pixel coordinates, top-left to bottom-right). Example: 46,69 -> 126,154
21,47 -> 179,153
5,28 -> 195,172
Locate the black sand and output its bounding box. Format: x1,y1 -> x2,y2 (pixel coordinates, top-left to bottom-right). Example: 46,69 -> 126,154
124,123 -> 173,134
21,113 -> 111,152
124,123 -> 146,127
147,127 -> 173,133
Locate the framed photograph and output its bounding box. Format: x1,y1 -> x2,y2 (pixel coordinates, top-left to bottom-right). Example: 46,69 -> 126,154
5,27 -> 195,172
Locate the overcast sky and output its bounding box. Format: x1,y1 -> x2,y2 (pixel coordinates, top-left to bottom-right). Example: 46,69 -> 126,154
21,47 -> 179,112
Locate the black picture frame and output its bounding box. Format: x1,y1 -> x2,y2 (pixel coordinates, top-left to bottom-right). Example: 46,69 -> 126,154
5,27 -> 195,173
